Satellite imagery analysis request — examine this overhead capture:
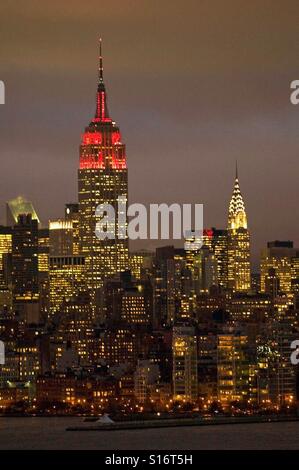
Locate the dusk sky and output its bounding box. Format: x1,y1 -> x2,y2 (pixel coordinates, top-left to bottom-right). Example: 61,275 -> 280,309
0,0 -> 298,267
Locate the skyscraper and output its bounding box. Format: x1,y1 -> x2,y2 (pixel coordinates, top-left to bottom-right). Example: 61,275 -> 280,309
49,220 -> 74,256
65,203 -> 80,256
6,196 -> 40,226
38,228 -> 50,320
78,40 -> 128,311
227,166 -> 251,292
260,241 -> 295,294
217,332 -> 251,405
0,226 -> 12,287
12,214 -> 39,322
211,228 -> 228,289
172,325 -> 198,402
49,255 -> 86,315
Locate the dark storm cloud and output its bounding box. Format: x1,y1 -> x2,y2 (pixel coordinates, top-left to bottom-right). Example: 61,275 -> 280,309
0,0 -> 298,267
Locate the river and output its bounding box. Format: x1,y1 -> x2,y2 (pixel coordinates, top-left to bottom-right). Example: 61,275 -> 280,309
0,417 -> 298,449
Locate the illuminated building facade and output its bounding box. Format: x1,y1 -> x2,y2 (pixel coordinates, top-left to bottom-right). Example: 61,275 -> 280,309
227,168 -> 251,292
129,250 -> 154,280
49,256 -> 85,314
12,214 -> 39,318
38,228 -> 50,319
65,203 -> 80,255
16,342 -> 41,382
154,246 -> 176,326
172,326 -> 198,402
291,254 -> 299,293
94,328 -> 151,367
36,375 -> 117,408
256,312 -> 298,406
134,359 -> 160,403
102,271 -> 152,326
264,267 -> 280,299
78,41 -> 128,309
6,196 -> 40,226
228,293 -> 271,321
49,220 -> 74,256
0,226 -> 12,288
193,246 -> 218,294
121,289 -> 152,325
260,241 -> 295,294
210,228 -> 228,289
55,293 -> 94,364
154,246 -> 188,326
217,333 -> 251,404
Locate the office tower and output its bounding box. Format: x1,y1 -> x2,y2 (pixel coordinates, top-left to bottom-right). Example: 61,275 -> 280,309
229,292 -> 271,321
269,312 -> 298,406
217,333 -> 250,405
129,250 -> 154,280
210,228 -> 228,289
134,359 -> 160,404
65,203 -> 80,255
265,267 -> 280,299
193,246 -> 218,294
0,226 -> 12,287
227,166 -> 251,292
0,355 -> 19,388
154,246 -> 192,325
12,214 -> 39,322
291,254 -> 299,294
185,230 -> 213,293
251,272 -> 261,293
49,255 -> 85,314
154,246 -> 176,326
38,228 -> 50,319
55,293 -> 94,365
6,196 -> 40,226
38,229 -> 49,273
49,220 -> 74,256
260,241 -> 295,294
102,271 -> 153,326
188,228 -> 228,291
172,325 -> 198,402
257,311 -> 299,406
94,328 -> 151,367
121,283 -> 152,325
17,341 -> 41,382
78,41 -> 128,310
49,205 -> 80,257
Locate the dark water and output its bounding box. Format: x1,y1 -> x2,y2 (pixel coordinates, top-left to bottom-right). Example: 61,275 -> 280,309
0,417 -> 298,449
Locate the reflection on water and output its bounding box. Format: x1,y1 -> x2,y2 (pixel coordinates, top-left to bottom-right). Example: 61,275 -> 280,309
0,417 -> 298,450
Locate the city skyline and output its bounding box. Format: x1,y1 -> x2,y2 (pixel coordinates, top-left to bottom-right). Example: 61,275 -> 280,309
0,1 -> 299,269
1,4 -> 299,452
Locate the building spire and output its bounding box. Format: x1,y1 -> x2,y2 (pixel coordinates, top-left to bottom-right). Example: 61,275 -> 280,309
99,37 -> 103,83
94,37 -> 111,122
228,164 -> 247,230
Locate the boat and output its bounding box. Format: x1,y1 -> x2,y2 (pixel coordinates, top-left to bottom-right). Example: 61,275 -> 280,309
83,413 -> 115,424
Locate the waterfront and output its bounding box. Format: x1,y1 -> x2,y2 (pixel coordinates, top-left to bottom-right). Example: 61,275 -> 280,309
0,418 -> 298,450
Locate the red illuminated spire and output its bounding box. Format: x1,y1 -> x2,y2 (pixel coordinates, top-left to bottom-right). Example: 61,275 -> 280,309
98,37 -> 104,83
95,38 -> 110,122
80,40 -> 127,170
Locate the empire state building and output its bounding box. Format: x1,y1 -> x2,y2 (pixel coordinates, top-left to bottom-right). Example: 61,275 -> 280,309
78,40 -> 129,309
